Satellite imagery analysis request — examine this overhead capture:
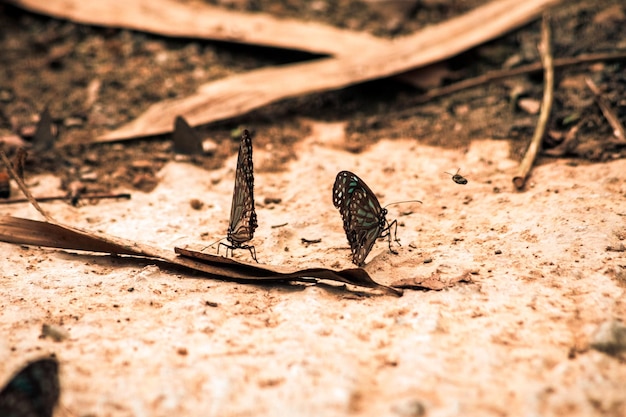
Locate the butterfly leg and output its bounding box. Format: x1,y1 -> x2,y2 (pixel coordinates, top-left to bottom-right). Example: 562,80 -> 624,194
219,242 -> 258,262
386,219 -> 400,254
243,244 -> 258,263
217,241 -> 234,258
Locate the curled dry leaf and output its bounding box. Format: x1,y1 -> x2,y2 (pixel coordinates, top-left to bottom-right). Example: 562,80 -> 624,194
93,0 -> 561,141
0,216 -> 402,296
8,0 -> 386,56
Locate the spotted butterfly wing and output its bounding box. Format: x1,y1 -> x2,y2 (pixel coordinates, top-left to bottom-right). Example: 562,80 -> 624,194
0,357 -> 59,417
220,129 -> 258,261
333,171 -> 397,266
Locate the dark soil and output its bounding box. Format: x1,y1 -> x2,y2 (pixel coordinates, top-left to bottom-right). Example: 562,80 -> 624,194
0,0 -> 624,195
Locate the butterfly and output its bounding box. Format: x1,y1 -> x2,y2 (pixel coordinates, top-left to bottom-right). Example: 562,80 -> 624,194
219,129 -> 258,261
0,357 -> 59,417
172,116 -> 203,155
333,171 -> 420,266
32,108 -> 56,152
445,168 -> 468,185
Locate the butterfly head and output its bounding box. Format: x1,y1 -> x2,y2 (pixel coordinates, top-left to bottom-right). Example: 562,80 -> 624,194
379,208 -> 389,228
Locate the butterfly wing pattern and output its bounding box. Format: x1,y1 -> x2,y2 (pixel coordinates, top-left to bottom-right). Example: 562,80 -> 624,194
219,129 -> 258,261
333,171 -> 398,266
0,357 -> 60,417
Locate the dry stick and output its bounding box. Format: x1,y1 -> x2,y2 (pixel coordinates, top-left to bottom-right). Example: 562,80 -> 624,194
585,77 -> 626,143
513,14 -> 554,190
0,149 -> 53,221
0,193 -> 131,205
542,121 -> 582,157
385,52 -> 626,125
408,51 -> 626,106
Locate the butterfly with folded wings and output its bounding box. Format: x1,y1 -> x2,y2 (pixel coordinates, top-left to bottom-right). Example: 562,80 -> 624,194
219,129 -> 258,261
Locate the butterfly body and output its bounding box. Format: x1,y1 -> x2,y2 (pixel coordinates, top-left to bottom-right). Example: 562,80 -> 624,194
333,171 -> 399,266
0,357 -> 59,417
219,129 -> 258,261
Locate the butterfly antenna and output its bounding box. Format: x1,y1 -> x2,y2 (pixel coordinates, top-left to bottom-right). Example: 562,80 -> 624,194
201,237 -> 226,252
170,235 -> 192,246
384,199 -> 423,209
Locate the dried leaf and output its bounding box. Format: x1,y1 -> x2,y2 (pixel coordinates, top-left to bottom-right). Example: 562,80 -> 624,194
0,216 -> 156,255
96,0 -> 560,141
8,0 -> 386,56
175,245 -> 402,296
33,108 -> 56,151
0,216 -> 401,296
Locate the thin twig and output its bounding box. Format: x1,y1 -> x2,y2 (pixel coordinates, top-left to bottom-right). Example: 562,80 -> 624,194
366,51 -> 626,128
408,51 -> 626,106
0,193 -> 131,205
513,14 -> 554,190
0,149 -> 53,221
585,77 -> 626,142
13,148 -> 27,180
542,122 -> 582,157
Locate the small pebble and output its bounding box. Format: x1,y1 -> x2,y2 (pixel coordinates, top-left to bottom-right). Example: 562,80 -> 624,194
202,138 -> 218,155
63,116 -> 84,128
0,88 -> 14,102
40,324 -> 69,342
264,196 -> 282,205
392,399 -> 426,417
19,125 -> 37,138
131,160 -> 153,169
590,320 -> 626,356
190,198 -> 204,210
79,171 -> 98,182
517,97 -> 541,114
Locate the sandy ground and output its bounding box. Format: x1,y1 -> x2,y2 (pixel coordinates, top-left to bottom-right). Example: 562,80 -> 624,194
1,124 -> 625,416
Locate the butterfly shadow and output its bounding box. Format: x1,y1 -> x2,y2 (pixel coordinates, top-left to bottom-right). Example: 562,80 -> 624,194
54,250 -> 314,292
312,281 -> 387,299
360,247 -> 400,267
